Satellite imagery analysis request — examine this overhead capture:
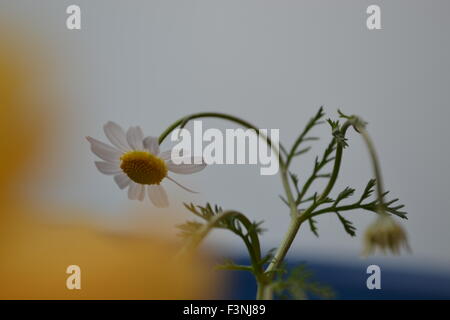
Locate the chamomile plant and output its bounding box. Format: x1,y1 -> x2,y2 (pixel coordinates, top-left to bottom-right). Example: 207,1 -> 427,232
88,108 -> 409,300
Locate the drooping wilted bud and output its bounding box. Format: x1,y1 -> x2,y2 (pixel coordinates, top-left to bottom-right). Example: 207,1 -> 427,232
362,215 -> 410,256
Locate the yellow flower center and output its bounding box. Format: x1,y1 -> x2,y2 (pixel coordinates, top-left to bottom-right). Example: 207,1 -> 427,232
120,151 -> 168,185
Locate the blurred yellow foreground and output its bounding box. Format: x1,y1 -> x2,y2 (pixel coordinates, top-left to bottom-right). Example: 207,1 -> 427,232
0,22 -> 217,299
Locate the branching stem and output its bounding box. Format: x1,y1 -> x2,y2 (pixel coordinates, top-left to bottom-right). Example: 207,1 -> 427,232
162,111 -> 395,300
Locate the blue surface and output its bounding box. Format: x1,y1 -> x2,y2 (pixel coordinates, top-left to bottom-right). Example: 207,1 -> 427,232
222,257 -> 450,299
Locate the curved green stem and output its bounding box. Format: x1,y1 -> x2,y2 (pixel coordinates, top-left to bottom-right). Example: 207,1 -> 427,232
159,112 -> 297,215
176,210 -> 264,279
357,126 -> 387,213
160,112 -> 298,299
158,112 -> 286,166
316,122 -> 351,203
156,107 -> 397,301
163,112 -> 361,300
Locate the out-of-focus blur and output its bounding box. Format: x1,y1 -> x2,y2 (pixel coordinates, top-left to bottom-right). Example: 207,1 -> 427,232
0,24 -> 54,199
1,1 -> 450,300
0,20 -> 217,300
0,206 -> 216,299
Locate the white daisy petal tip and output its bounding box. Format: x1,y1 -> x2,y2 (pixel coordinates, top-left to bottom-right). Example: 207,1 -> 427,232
128,182 -> 140,200
113,174 -> 131,190
105,120 -> 118,127
103,121 -> 130,151
126,126 -> 145,150
148,185 -> 169,208
94,161 -> 121,175
137,185 -> 146,202
86,136 -> 122,162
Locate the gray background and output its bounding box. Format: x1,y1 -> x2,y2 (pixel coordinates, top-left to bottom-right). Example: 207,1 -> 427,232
2,1 -> 449,271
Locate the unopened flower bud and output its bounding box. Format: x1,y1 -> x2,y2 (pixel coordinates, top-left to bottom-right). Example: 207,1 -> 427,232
362,215 -> 410,256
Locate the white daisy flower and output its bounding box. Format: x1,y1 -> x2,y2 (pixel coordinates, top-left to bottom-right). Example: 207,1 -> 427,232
86,121 -> 206,208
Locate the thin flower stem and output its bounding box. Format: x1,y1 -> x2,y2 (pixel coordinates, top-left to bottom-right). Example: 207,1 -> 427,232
256,283 -> 265,300
316,122 -> 351,202
159,112 -> 297,211
264,215 -> 303,275
285,107 -> 324,168
357,125 -> 387,213
305,125 -> 388,220
160,113 -> 382,300
263,121 -> 353,292
160,112 -> 298,299
158,112 -> 285,166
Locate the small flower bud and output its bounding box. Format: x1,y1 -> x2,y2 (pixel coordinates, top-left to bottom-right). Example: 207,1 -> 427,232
362,215 -> 410,256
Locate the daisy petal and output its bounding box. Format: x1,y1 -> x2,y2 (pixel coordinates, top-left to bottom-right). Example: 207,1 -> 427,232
138,185 -> 146,201
148,185 -> 169,208
166,176 -> 198,193
143,136 -> 160,155
128,182 -> 141,200
113,173 -> 131,190
103,121 -> 130,152
94,161 -> 121,175
166,158 -> 206,174
86,136 -> 121,162
126,126 -> 144,150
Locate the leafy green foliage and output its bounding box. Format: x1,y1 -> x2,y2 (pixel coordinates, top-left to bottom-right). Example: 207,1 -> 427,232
283,108 -> 407,239
327,119 -> 348,148
171,108 -> 408,300
180,202 -> 265,236
307,217 -> 319,237
286,107 -> 325,165
358,179 -> 408,219
179,202 -> 269,280
359,178 -> 376,203
288,138 -> 336,236
294,139 -> 336,207
335,212 -> 356,237
272,264 -> 335,300
333,187 -> 355,206
365,193 -> 407,219
301,179 -> 408,237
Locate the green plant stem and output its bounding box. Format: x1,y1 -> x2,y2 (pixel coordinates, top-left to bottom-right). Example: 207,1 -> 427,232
285,107 -> 324,168
316,122 -> 351,202
264,214 -> 304,275
158,112 -> 285,166
286,133 -> 308,168
161,113 -> 358,300
176,210 -> 263,276
256,282 -> 265,300
160,112 -> 299,299
261,121 -> 353,299
357,125 -> 387,213
159,112 -> 297,220
159,112 -> 296,213
309,203 -> 371,218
